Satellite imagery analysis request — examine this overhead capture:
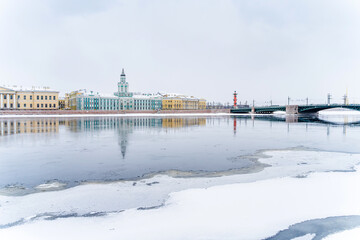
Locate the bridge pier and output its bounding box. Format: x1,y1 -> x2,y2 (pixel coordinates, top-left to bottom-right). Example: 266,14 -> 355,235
286,115 -> 298,123
286,105 -> 299,114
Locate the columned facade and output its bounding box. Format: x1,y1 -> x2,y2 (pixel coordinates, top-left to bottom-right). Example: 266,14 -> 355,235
0,86 -> 59,110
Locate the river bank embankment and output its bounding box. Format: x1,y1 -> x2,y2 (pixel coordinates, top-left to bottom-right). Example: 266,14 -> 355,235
0,109 -> 230,116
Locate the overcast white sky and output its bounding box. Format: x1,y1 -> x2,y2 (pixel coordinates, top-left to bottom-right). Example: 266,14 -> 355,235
0,0 -> 360,104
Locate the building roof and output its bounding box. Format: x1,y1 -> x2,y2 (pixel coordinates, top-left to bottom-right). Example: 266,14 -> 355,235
133,93 -> 163,99
1,85 -> 58,93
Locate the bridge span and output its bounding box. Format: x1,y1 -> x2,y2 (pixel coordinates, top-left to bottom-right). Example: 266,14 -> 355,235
231,104 -> 360,114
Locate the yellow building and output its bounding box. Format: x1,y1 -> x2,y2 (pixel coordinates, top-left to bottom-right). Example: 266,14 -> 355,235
182,98 -> 199,110
68,91 -> 85,110
0,86 -> 59,110
199,99 -> 206,110
59,99 -> 65,109
162,94 -> 206,110
162,97 -> 183,110
59,93 -> 70,110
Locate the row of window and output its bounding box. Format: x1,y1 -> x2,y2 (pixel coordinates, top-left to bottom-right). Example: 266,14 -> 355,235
82,99 -> 133,104
80,105 -> 133,110
164,104 -> 182,108
36,104 -> 57,108
1,95 -> 57,100
3,121 -> 57,126
35,95 -> 57,100
1,103 -> 57,108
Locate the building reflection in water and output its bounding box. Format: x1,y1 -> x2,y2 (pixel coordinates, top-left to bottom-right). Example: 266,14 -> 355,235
68,117 -> 207,158
0,119 -> 59,136
0,117 -> 207,158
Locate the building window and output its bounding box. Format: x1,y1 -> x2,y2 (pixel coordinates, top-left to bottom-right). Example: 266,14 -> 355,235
54,96 -> 56,100
53,104 -> 56,108
4,104 -> 6,108
37,96 -> 39,100
45,104 -> 48,108
24,104 -> 26,108
3,95 -> 6,99
18,104 -> 20,108
49,96 -> 52,100
41,96 -> 43,100
10,104 -> 13,108
45,96 -> 47,100
10,95 -> 13,100
30,95 -> 32,100
41,104 -> 43,108
24,95 -> 26,100
30,104 -> 32,108
37,104 -> 39,108
18,95 -> 20,99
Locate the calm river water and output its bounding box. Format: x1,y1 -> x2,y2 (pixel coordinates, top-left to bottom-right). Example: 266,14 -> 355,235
1,114 -> 360,194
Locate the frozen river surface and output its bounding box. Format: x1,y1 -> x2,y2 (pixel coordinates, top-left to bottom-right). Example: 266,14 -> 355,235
1,113 -> 360,239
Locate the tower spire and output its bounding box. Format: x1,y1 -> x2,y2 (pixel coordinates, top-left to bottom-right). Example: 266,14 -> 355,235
121,68 -> 125,76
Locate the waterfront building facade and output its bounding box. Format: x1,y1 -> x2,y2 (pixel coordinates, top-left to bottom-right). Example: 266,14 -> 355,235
59,93 -> 70,110
162,94 -> 206,110
162,96 -> 183,110
199,99 -> 206,110
133,94 -> 162,110
67,69 -> 206,111
0,86 -> 59,110
69,90 -> 134,111
69,69 -> 135,111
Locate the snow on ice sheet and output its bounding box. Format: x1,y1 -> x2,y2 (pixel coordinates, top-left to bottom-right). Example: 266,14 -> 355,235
1,150 -> 360,240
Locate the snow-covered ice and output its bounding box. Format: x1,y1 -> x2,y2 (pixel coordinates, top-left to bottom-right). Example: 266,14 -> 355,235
324,227 -> 360,239
1,149 -> 360,239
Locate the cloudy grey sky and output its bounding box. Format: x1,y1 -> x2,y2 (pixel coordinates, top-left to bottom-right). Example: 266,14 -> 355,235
0,0 -> 360,105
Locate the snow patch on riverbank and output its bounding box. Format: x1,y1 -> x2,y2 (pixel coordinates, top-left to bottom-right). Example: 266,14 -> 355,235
2,167 -> 360,240
1,150 -> 360,239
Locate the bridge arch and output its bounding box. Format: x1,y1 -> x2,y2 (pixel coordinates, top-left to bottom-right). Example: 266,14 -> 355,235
298,105 -> 360,114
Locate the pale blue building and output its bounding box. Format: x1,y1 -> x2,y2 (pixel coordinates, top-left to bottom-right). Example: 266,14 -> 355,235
70,69 -> 162,111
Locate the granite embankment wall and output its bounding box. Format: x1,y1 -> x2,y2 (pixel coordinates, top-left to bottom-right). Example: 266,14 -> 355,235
0,109 -> 230,115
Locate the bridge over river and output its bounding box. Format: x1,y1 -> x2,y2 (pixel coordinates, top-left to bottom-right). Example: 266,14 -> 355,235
231,104 -> 360,114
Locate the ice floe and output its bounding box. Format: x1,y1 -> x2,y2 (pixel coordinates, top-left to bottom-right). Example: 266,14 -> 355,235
34,181 -> 67,191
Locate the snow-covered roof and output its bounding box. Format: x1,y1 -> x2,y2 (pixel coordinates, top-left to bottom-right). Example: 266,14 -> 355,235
133,94 -> 163,99
1,85 -> 58,92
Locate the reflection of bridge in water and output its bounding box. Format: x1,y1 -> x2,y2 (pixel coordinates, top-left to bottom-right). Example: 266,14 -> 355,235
231,104 -> 360,114
232,114 -> 360,136
232,115 -> 360,126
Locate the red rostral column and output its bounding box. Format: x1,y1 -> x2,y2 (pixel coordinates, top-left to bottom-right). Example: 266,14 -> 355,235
233,91 -> 237,108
